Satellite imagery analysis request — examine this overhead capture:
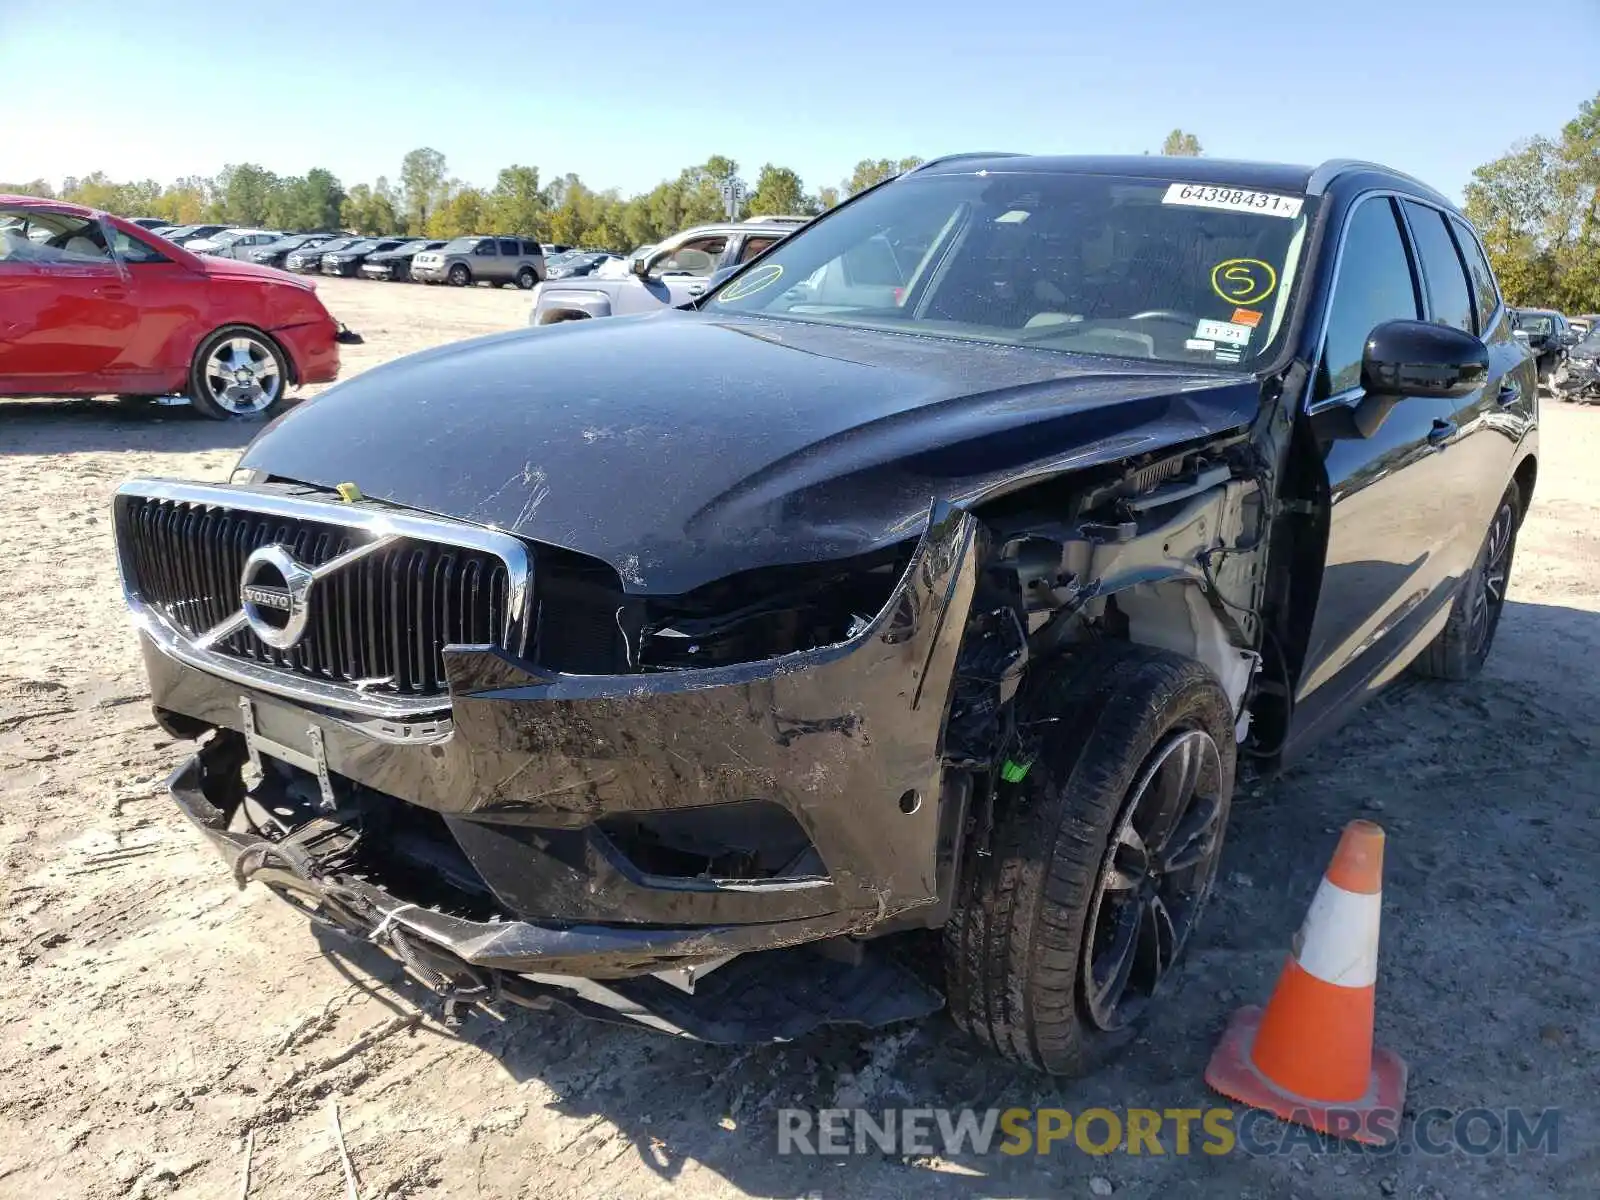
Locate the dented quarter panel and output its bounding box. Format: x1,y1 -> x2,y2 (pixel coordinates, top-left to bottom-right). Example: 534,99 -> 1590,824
236,312 -> 1260,593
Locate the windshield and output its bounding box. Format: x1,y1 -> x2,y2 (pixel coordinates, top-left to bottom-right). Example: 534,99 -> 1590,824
1576,327 -> 1600,352
711,171 -> 1311,369
442,237 -> 480,253
1514,313 -> 1553,334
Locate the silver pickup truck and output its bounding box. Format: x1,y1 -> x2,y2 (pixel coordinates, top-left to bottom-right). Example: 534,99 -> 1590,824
528,217 -> 803,324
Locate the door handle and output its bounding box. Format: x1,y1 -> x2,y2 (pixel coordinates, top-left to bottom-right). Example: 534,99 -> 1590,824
95,285 -> 127,301
1427,418 -> 1457,445
1497,381 -> 1521,406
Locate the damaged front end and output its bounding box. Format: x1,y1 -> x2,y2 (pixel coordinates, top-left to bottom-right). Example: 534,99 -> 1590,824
118,480 -> 982,1040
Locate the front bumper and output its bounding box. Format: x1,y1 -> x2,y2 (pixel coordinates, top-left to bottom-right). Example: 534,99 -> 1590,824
138,506 -> 982,962
273,318 -> 342,385
169,743 -> 942,1039
410,263 -> 448,282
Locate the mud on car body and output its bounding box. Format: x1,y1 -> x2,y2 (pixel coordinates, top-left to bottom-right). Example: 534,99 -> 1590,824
113,155 -> 1538,1072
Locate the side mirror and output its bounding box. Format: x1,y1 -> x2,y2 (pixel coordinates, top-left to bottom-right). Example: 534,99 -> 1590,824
1360,319 -> 1489,400
630,253 -> 652,279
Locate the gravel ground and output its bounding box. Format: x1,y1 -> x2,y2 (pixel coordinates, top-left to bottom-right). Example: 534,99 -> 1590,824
1,278 -> 1595,1199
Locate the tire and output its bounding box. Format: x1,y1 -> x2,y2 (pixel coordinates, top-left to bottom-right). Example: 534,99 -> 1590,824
1412,480 -> 1521,680
943,643 -> 1236,1076
186,326 -> 290,422
447,264 -> 471,287
515,266 -> 537,290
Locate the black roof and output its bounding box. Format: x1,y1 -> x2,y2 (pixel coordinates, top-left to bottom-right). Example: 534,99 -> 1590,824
912,154 -> 1316,193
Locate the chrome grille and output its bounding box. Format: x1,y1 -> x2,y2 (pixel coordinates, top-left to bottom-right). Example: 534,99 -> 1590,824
114,483 -> 528,705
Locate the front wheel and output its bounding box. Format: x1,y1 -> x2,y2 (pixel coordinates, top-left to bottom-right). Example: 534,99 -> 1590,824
447,264 -> 471,287
187,327 -> 289,421
943,643 -> 1236,1075
515,266 -> 537,290
1412,480 -> 1521,680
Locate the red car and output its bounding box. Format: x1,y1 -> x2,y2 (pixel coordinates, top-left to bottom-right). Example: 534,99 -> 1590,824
0,195 -> 354,420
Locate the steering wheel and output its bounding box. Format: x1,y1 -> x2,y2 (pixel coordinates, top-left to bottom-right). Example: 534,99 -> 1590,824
1128,309 -> 1199,325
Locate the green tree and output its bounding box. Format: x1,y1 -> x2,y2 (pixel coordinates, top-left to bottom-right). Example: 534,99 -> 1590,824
1160,129 -> 1203,156
399,147 -> 448,234
214,163 -> 281,225
746,164 -> 814,217
341,184 -> 398,235
816,185 -> 841,211
490,164 -> 545,236
842,156 -> 922,196
2,178 -> 55,198
428,186 -> 490,238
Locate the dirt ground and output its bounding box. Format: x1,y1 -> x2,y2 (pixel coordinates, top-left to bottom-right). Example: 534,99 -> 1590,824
2,278 -> 1595,1199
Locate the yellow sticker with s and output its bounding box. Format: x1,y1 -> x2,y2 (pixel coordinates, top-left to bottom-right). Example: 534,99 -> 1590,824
717,264 -> 784,303
1210,259 -> 1277,307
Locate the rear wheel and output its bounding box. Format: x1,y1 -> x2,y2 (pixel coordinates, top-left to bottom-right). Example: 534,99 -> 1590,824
943,643 -> 1236,1075
187,326 -> 288,421
447,264 -> 471,287
515,266 -> 537,290
1412,480 -> 1521,680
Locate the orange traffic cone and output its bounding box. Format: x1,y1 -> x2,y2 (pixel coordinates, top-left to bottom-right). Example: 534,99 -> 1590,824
1205,819 -> 1407,1145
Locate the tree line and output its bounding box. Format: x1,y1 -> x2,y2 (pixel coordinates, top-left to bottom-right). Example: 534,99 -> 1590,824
0,152 -> 931,250
1465,91 -> 1600,315
0,129 -> 1209,252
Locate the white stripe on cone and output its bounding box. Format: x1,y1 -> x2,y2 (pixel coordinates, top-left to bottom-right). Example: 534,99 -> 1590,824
1293,879 -> 1381,988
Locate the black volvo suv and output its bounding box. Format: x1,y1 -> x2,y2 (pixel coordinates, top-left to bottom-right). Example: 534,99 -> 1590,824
113,154 -> 1537,1073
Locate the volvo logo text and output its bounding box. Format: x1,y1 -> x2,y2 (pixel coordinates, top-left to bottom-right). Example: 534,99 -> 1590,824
239,544 -> 316,649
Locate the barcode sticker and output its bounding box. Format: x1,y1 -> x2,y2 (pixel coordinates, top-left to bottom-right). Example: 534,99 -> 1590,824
1163,183 -> 1304,219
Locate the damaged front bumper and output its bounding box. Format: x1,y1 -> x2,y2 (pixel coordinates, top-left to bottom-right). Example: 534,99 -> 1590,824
141,506 -> 983,1037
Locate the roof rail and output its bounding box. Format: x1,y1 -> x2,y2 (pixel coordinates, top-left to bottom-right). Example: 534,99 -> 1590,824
908,152 -> 1028,174
1306,158 -> 1451,205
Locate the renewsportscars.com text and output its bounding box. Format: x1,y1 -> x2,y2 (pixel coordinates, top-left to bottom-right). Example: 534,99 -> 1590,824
776,1107 -> 1560,1158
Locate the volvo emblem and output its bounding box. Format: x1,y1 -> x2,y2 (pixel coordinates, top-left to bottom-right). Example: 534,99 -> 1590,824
239,544 -> 315,649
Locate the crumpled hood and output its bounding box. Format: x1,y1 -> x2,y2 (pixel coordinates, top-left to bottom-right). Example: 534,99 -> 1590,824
240,312 -> 1261,594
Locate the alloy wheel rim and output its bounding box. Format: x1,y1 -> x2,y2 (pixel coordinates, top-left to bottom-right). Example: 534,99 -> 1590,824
203,336 -> 281,414
1468,500 -> 1516,656
1080,728 -> 1227,1031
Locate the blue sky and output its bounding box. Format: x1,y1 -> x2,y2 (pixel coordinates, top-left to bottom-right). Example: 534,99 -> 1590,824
5,0 -> 1597,202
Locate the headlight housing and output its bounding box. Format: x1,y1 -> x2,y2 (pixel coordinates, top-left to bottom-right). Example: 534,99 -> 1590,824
638,542 -> 918,671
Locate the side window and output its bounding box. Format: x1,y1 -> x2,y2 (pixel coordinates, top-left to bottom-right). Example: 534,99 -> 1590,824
473,240 -> 497,257
521,240 -> 541,256
0,210 -> 112,265
110,228 -> 168,264
1319,198 -> 1420,397
737,235 -> 780,263
498,238 -> 520,256
654,235 -> 728,277
1400,201 -> 1473,334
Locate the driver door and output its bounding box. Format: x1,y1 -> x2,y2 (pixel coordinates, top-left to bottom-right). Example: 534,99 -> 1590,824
1284,195 -> 1463,756
0,206 -> 140,390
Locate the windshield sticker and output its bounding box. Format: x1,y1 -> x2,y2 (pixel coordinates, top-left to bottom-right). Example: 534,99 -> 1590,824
1163,183 -> 1304,219
1195,318 -> 1252,347
1214,347 -> 1243,364
1231,307 -> 1264,328
717,263 -> 783,302
1185,338 -> 1216,352
1210,258 -> 1278,306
